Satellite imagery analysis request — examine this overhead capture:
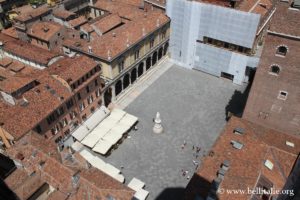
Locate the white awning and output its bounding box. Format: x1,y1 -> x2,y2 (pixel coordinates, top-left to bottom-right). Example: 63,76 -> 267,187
134,189 -> 149,200
92,139 -> 113,155
72,125 -> 90,141
110,108 -> 126,119
114,174 -> 125,183
103,163 -> 121,177
79,149 -> 94,163
84,106 -> 110,130
102,131 -> 123,145
81,128 -> 108,148
119,113 -> 138,127
128,178 -> 145,192
71,141 -> 84,152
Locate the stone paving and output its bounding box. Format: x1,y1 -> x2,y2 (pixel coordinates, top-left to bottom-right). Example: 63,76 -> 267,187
100,65 -> 246,200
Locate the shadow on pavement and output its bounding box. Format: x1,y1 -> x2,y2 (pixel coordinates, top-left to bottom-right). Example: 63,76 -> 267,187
225,69 -> 256,120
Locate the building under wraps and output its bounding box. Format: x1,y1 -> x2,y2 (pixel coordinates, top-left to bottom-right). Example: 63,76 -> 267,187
166,0 -> 274,85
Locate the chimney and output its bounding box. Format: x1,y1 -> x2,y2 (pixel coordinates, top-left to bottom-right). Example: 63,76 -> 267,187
112,32 -> 116,37
88,46 -> 92,53
142,28 -> 146,36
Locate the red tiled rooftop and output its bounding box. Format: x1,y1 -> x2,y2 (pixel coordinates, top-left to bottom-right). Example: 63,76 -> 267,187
14,4 -> 51,22
52,9 -> 75,20
6,132 -> 134,200
1,34 -> 61,66
68,16 -> 88,28
1,74 -> 73,139
28,21 -> 63,42
93,0 -> 146,20
269,0 -> 300,36
185,116 -> 300,200
47,55 -> 98,84
91,14 -> 122,35
65,10 -> 170,60
1,27 -> 18,39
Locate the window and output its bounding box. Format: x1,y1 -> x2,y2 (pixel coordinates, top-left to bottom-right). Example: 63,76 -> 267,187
95,79 -> 98,86
88,95 -> 93,104
278,91 -> 288,100
79,102 -> 85,111
161,31 -> 166,40
150,38 -> 154,48
57,107 -> 64,116
86,86 -> 90,93
95,89 -> 100,97
35,125 -> 42,134
69,111 -> 76,119
118,60 -> 124,73
134,49 -> 140,60
77,93 -> 81,100
66,99 -> 74,109
276,46 -> 287,56
270,65 -> 280,75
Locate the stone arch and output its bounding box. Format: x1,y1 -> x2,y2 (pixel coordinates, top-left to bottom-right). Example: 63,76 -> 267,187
158,47 -> 163,60
163,42 -> 169,56
138,62 -> 144,77
131,68 -> 137,83
152,51 -> 158,66
104,88 -> 112,106
146,57 -> 151,70
123,73 -> 130,90
115,80 -> 122,96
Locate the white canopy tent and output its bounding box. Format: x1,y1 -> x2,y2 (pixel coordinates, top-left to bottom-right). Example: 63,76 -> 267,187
92,139 -> 113,155
128,178 -> 145,191
74,108 -> 138,155
134,189 -> 149,200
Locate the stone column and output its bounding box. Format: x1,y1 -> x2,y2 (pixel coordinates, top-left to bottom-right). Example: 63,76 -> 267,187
111,85 -> 116,102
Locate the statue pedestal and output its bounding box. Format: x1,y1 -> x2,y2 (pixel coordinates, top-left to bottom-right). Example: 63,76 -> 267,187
153,112 -> 164,134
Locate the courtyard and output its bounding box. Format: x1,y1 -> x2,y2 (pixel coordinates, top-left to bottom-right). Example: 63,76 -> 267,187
100,65 -> 246,200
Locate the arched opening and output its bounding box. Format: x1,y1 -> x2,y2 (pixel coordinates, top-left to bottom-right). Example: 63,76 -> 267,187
276,46 -> 287,56
158,47 -> 163,60
163,42 -> 169,56
138,62 -> 144,77
115,80 -> 122,96
123,74 -> 130,90
131,68 -> 137,83
146,57 -> 151,70
152,51 -> 158,66
104,88 -> 112,106
270,65 -> 280,75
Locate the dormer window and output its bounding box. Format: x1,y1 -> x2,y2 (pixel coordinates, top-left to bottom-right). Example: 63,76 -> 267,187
278,90 -> 288,100
276,45 -> 288,56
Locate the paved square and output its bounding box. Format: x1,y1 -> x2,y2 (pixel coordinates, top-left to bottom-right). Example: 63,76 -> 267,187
101,65 -> 246,200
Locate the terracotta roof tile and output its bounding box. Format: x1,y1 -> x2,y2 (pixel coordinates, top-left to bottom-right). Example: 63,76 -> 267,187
91,14 -> 122,35
47,55 -> 98,84
1,27 -> 19,39
52,9 -> 75,20
185,116 -> 300,200
65,11 -> 169,60
68,16 -> 88,28
14,4 -> 51,22
28,21 -> 63,42
269,1 -> 300,36
1,34 -> 61,66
